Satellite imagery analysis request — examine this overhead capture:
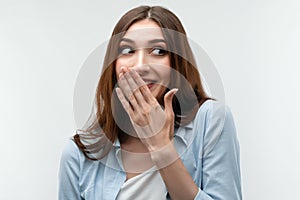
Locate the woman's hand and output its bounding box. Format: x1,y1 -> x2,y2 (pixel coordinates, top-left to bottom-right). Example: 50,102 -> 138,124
115,67 -> 178,153
116,67 -> 199,199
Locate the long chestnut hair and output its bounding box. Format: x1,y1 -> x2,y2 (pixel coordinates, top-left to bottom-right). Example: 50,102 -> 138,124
73,5 -> 211,160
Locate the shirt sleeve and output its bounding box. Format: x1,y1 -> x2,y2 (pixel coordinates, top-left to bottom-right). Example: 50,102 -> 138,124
58,139 -> 83,200
194,104 -> 242,200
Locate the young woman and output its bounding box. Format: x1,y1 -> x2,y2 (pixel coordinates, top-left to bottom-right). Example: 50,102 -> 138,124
59,5 -> 242,200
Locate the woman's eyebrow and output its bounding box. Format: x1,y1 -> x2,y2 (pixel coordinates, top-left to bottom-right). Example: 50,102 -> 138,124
120,38 -> 134,44
148,39 -> 166,44
120,38 -> 166,44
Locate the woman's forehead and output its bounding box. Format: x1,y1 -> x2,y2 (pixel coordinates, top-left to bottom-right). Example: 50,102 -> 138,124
121,29 -> 166,47
127,19 -> 161,31
122,20 -> 165,44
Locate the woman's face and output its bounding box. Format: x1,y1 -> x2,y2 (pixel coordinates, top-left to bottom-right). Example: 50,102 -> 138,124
115,19 -> 171,99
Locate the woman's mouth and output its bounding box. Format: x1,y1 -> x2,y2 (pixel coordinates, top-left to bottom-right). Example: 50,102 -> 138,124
146,83 -> 154,89
143,80 -> 157,90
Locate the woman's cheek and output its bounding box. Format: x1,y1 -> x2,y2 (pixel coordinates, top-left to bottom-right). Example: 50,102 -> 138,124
116,58 -> 130,75
115,59 -> 124,77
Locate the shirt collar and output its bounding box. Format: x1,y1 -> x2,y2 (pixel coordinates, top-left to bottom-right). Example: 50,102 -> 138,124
113,137 -> 121,148
174,120 -> 194,146
112,120 -> 194,148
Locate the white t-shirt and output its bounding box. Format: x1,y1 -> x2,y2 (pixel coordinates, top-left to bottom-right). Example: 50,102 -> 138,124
116,167 -> 167,200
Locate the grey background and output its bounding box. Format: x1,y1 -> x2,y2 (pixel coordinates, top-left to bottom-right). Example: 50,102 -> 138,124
1,0 -> 299,199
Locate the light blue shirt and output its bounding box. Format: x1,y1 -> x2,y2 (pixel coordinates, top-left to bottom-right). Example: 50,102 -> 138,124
59,100 -> 242,200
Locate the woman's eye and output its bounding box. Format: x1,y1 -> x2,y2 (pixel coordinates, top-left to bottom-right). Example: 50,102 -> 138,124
119,46 -> 134,55
151,47 -> 167,56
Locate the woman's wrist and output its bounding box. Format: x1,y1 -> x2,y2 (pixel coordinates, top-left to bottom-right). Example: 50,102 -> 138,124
149,141 -> 179,169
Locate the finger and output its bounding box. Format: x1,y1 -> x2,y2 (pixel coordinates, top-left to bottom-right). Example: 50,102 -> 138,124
164,88 -> 178,114
118,66 -> 128,79
125,70 -> 148,107
129,69 -> 157,104
129,68 -> 146,88
121,66 -> 129,73
118,72 -> 134,101
115,87 -> 134,116
124,69 -> 139,92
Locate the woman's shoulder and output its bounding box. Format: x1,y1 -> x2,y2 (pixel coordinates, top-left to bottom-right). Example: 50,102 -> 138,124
181,100 -> 230,130
195,99 -> 231,122
195,99 -> 238,154
193,99 -> 236,141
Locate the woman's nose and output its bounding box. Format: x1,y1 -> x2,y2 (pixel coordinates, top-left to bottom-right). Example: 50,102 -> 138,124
131,50 -> 150,75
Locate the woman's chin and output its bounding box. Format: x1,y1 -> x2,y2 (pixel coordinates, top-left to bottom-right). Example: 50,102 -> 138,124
150,85 -> 167,99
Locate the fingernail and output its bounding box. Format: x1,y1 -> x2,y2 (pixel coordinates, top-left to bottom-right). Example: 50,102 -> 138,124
120,67 -> 126,73
115,88 -> 121,96
172,88 -> 178,94
122,67 -> 128,73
